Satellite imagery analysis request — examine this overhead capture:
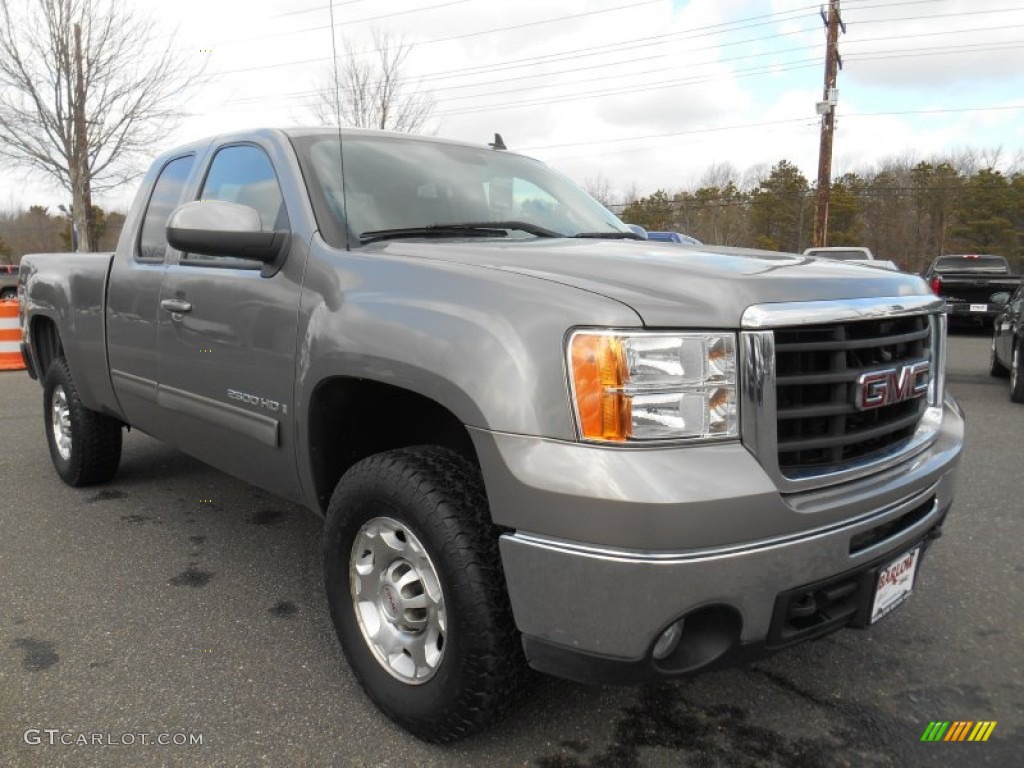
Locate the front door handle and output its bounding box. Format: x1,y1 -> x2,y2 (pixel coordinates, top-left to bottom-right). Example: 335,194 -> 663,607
160,298 -> 193,314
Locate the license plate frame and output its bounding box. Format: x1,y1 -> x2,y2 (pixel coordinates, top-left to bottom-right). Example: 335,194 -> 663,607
969,303 -> 987,312
870,546 -> 921,624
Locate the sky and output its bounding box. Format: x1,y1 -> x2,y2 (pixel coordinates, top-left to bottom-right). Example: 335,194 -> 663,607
1,0 -> 1022,212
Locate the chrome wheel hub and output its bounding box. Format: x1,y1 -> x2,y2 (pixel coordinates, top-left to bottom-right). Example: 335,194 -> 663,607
350,517 -> 446,684
51,385 -> 72,461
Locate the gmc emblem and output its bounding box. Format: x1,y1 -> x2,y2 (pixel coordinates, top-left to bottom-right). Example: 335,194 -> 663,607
855,361 -> 930,410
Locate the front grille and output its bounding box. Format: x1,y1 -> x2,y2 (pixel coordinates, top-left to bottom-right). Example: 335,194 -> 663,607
773,314 -> 930,476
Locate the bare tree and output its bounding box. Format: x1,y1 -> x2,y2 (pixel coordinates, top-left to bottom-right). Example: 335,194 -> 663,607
0,0 -> 200,251
312,28 -> 436,133
698,162 -> 739,191
583,172 -> 615,208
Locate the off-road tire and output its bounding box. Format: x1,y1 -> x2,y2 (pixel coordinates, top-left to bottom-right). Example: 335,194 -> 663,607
43,357 -> 123,486
323,446 -> 525,743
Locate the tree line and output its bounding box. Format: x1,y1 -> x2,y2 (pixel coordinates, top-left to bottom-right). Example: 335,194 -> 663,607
617,153 -> 1024,274
2,151 -> 1022,275
0,205 -> 124,262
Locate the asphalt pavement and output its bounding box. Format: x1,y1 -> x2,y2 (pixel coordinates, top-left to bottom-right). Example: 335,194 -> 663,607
1,331 -> 1021,767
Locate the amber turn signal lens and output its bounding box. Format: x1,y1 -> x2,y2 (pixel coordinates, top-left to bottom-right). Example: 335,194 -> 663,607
570,334 -> 630,441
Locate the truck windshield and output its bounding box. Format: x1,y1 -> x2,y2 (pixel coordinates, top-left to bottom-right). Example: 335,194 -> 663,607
292,133 -> 632,248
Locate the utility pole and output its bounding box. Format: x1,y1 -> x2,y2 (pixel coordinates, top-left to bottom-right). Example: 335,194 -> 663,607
813,1 -> 843,248
73,23 -> 94,252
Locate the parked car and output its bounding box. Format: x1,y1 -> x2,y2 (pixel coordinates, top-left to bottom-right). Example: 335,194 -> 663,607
18,127 -> 963,742
0,264 -> 19,299
802,247 -> 899,271
923,254 -> 1020,329
647,231 -> 702,245
990,282 -> 1024,402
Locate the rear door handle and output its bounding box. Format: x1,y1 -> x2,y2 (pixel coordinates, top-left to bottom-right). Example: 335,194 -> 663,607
160,299 -> 193,314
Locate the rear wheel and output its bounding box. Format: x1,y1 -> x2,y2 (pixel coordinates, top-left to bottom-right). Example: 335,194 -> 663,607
322,446 -> 524,742
1010,341 -> 1024,403
43,357 -> 123,486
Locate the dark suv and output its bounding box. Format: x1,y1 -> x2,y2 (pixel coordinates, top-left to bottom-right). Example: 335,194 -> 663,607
990,281 -> 1024,402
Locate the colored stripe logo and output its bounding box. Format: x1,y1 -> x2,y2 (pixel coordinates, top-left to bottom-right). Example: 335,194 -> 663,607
920,721 -> 996,742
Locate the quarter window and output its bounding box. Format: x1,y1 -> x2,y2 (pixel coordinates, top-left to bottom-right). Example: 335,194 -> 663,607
137,155 -> 194,262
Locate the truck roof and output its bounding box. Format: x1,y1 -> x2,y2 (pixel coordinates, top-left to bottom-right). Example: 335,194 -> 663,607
159,127 -> 516,163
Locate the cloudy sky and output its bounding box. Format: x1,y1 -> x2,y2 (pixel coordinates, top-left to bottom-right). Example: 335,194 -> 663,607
2,0 -> 1022,211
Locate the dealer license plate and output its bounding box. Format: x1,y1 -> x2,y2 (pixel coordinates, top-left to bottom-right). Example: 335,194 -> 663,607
970,303 -> 987,312
870,546 -> 921,624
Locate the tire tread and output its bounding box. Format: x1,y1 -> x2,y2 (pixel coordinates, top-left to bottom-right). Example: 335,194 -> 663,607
324,446 -> 527,743
44,358 -> 122,486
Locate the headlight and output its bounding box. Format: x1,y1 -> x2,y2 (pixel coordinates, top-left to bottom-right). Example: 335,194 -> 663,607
568,330 -> 738,442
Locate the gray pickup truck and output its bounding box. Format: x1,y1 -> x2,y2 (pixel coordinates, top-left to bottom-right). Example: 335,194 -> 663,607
18,128 -> 964,742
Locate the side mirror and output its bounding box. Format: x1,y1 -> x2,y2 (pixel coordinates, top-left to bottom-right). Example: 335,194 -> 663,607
166,200 -> 290,277
990,292 -> 1011,306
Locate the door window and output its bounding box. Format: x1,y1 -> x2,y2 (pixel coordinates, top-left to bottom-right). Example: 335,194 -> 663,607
180,144 -> 289,266
202,145 -> 288,230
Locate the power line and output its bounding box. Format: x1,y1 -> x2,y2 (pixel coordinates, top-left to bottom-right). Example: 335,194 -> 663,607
220,18 -> 1024,112
271,0 -> 380,19
218,40 -> 1023,121
532,105 -> 1024,164
430,43 -> 1024,118
215,0 -> 663,55
210,6 -> 1023,114
211,0 -> 818,77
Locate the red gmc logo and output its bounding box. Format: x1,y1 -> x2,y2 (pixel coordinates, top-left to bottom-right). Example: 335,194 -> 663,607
855,361 -> 930,410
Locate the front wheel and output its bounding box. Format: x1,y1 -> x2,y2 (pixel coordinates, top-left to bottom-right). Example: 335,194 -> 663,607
1010,341 -> 1024,403
989,336 -> 1009,378
43,357 -> 123,486
323,446 -> 524,742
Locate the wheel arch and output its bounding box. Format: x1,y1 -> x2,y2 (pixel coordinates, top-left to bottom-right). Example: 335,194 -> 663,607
29,314 -> 64,377
307,376 -> 480,514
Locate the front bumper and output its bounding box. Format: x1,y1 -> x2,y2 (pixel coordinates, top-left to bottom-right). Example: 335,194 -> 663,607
469,394 -> 963,684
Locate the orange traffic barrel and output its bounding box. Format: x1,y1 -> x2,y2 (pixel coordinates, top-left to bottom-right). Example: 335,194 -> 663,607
0,299 -> 26,371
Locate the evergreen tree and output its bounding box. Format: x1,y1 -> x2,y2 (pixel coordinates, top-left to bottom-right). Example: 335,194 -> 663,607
749,160 -> 809,252
620,189 -> 675,231
951,169 -> 1018,253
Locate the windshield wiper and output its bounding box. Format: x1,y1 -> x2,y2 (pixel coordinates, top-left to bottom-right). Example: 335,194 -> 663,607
573,231 -> 646,240
359,221 -> 562,244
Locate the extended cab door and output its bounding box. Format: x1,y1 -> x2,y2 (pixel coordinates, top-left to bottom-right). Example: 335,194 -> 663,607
107,153 -> 197,433
156,142 -> 304,500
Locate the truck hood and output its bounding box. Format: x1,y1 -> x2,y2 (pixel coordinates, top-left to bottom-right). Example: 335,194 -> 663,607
373,239 -> 931,327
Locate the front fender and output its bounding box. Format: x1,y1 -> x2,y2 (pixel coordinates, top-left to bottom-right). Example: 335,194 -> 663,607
292,238 -> 642,505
